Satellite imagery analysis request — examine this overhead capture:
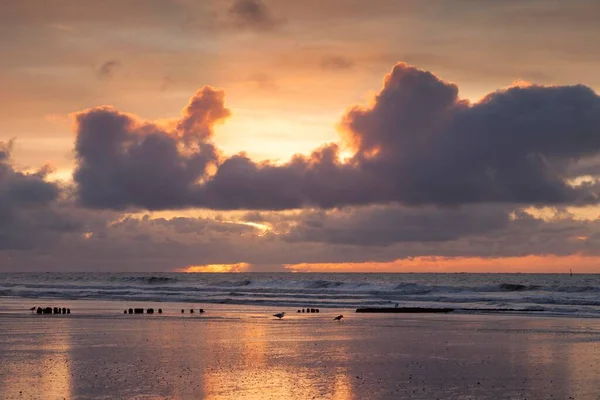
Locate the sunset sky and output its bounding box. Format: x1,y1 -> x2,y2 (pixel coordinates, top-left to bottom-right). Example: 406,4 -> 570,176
2,0 -> 600,272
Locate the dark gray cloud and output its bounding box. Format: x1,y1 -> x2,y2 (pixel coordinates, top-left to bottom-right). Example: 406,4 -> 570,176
0,140 -> 12,161
0,141 -> 80,250
227,0 -> 282,31
0,142 -> 60,209
199,146 -> 368,210
340,63 -> 600,206
2,201 -> 600,272
96,60 -> 121,80
73,62 -> 600,211
282,205 -> 511,247
74,86 -> 228,210
0,141 -> 599,270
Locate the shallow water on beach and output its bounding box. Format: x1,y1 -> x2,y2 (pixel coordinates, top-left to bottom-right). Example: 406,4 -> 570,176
2,272 -> 600,318
1,302 -> 600,400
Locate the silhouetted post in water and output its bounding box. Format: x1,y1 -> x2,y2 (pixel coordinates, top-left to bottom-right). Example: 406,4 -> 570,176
44,307 -> 52,314
36,307 -> 43,314
301,309 -> 305,313
147,308 -> 154,314
124,310 -> 127,314
66,308 -> 70,314
158,309 -> 162,314
199,309 -> 205,313
128,308 -> 133,314
316,309 -> 320,313
190,309 -> 194,314
181,309 -> 184,313
134,308 -> 144,314
62,307 -> 67,314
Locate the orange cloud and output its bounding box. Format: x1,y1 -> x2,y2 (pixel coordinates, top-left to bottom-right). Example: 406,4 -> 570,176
178,263 -> 252,273
285,255 -> 600,273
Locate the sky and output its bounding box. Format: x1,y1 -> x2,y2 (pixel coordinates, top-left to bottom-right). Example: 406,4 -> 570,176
2,0 -> 600,273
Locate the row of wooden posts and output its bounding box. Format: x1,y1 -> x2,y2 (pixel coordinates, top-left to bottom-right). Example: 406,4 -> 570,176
122,308 -> 207,314
34,307 -> 322,315
35,307 -> 71,314
127,309 -> 338,315
182,309 -> 205,314
124,308 -> 162,314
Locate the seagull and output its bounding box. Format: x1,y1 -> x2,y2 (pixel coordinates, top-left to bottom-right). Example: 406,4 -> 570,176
29,307 -> 36,312
273,312 -> 285,319
333,315 -> 343,321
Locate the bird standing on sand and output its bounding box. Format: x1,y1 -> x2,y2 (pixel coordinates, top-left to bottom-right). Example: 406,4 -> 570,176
334,315 -> 343,321
273,312 -> 285,319
30,307 -> 36,312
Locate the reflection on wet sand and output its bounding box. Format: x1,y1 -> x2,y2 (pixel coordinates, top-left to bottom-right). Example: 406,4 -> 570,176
1,308 -> 600,400
566,339 -> 600,398
201,318 -> 353,400
0,317 -> 72,399
521,320 -> 600,399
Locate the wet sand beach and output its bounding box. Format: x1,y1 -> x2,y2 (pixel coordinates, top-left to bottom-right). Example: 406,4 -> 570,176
1,299 -> 600,399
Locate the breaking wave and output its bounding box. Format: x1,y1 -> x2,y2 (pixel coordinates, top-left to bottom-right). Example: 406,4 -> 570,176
1,272 -> 599,317
107,276 -> 178,284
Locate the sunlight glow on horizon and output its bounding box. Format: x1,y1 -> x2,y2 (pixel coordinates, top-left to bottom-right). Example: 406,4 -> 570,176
284,255 -> 600,273
178,263 -> 252,273
171,255 -> 600,273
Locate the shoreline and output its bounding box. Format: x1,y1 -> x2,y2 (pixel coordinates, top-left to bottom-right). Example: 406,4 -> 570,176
3,295 -> 600,320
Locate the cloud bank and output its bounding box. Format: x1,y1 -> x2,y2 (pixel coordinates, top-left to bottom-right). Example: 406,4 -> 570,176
3,62 -> 600,272
0,141 -> 79,250
73,63 -> 600,211
74,87 -> 228,210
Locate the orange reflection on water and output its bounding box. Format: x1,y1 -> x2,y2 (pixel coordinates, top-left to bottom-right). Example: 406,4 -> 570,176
330,367 -> 352,400
0,317 -> 72,399
565,340 -> 600,398
520,319 -> 600,400
203,364 -> 353,400
201,318 -> 354,400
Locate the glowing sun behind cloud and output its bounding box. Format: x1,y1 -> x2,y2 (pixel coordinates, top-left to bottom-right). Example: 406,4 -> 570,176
179,263 -> 252,273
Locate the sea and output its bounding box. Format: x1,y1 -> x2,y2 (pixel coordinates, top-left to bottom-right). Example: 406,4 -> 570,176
1,272 -> 600,317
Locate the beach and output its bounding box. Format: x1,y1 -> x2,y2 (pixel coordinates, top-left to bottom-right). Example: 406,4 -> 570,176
1,299 -> 600,399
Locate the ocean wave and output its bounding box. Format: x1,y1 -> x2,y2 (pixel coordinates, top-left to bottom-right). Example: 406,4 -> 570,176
212,279 -> 253,287
107,275 -> 178,284
497,283 -> 539,292
2,272 -> 600,317
305,280 -> 346,289
552,285 -> 600,293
